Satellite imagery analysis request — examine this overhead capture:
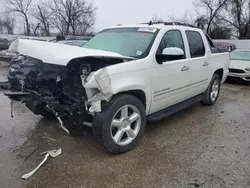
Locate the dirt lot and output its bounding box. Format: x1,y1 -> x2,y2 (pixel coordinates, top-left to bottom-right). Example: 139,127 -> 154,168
1,62 -> 250,188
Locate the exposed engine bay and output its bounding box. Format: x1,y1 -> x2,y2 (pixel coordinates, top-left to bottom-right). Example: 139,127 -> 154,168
5,55 -> 126,128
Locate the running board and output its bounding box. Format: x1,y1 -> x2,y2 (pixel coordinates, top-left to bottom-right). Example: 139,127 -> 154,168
147,95 -> 204,122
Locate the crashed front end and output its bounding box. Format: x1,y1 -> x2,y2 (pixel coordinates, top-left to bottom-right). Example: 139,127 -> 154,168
5,55 -> 112,127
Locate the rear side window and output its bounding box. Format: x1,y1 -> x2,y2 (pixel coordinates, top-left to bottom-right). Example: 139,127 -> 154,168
186,31 -> 205,58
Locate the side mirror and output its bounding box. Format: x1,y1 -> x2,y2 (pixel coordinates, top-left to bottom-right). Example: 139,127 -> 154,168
162,47 -> 184,56
156,47 -> 184,64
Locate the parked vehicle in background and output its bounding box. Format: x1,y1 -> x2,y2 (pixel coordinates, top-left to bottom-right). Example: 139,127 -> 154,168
56,39 -> 88,46
214,42 -> 236,52
5,22 -> 229,154
0,38 -> 48,63
228,49 -> 250,81
50,36 -> 92,43
0,38 -> 10,51
0,50 -> 18,62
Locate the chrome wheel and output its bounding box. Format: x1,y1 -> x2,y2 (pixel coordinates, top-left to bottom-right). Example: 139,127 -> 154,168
110,105 -> 141,146
210,79 -> 219,102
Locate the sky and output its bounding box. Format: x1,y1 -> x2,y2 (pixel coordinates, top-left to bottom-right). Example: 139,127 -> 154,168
0,0 -> 196,33
92,0 -> 195,31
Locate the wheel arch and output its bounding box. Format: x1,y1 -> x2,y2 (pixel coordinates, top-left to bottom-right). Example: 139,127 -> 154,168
214,68 -> 224,80
116,90 -> 146,107
111,88 -> 151,114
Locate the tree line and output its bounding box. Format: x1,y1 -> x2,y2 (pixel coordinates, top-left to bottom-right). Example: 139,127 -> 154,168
160,0 -> 250,39
1,0 -> 96,36
1,0 -> 250,39
191,0 -> 250,39
193,0 -> 250,39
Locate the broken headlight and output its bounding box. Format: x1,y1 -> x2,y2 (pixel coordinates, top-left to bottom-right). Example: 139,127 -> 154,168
84,68 -> 110,93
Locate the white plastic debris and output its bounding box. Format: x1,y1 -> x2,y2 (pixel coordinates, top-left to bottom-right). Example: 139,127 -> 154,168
21,148 -> 62,180
56,115 -> 70,135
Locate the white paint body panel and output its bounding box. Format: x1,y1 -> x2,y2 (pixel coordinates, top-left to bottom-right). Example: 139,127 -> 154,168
230,60 -> 250,69
228,60 -> 250,81
8,39 -> 134,66
10,24 -> 230,115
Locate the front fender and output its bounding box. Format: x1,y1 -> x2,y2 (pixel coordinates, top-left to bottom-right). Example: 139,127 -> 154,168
109,74 -> 151,114
83,68 -> 152,114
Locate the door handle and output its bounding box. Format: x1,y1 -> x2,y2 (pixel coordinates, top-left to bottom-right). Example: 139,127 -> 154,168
203,62 -> 210,66
181,66 -> 189,71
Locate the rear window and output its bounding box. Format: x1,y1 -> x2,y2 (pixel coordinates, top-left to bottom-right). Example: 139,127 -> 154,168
186,31 -> 205,58
230,50 -> 250,61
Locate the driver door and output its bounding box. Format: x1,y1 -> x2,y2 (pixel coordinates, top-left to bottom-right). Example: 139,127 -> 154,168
149,30 -> 191,114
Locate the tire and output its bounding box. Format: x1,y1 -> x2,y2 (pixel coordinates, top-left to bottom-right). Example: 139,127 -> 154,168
92,94 -> 146,154
202,74 -> 221,105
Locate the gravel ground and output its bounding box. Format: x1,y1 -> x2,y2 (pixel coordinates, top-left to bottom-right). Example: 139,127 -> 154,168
0,62 -> 250,188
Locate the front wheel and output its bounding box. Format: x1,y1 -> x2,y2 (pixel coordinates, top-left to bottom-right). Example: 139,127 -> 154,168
92,94 -> 146,154
202,74 -> 221,105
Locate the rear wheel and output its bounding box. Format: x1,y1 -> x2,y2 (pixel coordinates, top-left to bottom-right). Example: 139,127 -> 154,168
202,74 -> 221,105
92,94 -> 146,154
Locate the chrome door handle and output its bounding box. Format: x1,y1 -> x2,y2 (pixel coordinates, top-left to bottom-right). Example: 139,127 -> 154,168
203,62 -> 210,66
181,66 -> 189,71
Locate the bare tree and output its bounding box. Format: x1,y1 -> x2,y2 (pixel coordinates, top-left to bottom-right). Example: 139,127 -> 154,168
151,15 -> 164,22
32,1 -> 52,36
6,0 -> 33,35
195,15 -> 208,29
222,0 -> 250,39
2,15 -> 15,34
169,11 -> 196,25
30,21 -> 41,36
194,0 -> 228,34
51,0 -> 96,35
0,20 -> 4,34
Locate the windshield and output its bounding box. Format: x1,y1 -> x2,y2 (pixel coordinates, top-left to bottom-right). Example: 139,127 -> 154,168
83,27 -> 158,58
230,50 -> 250,61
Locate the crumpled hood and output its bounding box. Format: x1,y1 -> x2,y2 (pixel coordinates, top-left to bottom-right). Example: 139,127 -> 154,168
9,39 -> 134,66
230,60 -> 250,69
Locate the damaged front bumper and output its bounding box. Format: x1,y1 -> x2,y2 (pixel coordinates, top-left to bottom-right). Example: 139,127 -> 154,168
4,55 -> 114,127
5,56 -> 91,124
82,68 -> 113,113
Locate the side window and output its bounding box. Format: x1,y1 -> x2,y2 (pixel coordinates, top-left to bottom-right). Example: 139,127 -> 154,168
185,31 -> 205,58
157,30 -> 185,56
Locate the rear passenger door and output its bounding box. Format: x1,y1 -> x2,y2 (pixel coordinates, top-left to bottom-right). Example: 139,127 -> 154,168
184,30 -> 211,99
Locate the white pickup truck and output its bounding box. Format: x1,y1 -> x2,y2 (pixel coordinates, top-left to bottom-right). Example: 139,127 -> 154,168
5,22 -> 229,154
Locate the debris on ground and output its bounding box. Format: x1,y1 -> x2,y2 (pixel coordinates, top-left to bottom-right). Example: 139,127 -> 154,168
43,133 -> 57,142
56,114 -> 70,135
21,148 -> 62,180
189,180 -> 206,188
214,146 -> 225,149
189,182 -> 201,187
